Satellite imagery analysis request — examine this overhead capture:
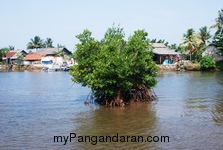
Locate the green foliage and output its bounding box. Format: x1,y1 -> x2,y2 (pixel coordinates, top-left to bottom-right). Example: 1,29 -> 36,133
54,50 -> 65,58
8,45 -> 14,50
216,61 -> 223,70
192,51 -> 203,63
200,56 -> 216,70
17,54 -> 24,66
27,36 -> 45,49
169,43 -> 177,50
69,26 -> 158,100
179,27 -> 210,61
212,34 -> 223,55
27,36 -> 56,49
180,28 -> 195,60
199,26 -> 211,44
57,44 -> 65,48
0,47 -> 10,62
210,8 -> 223,35
44,38 -> 54,48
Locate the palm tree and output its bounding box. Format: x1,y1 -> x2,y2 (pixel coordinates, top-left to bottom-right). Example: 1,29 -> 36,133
27,36 -> 44,50
8,45 -> 14,50
150,38 -> 156,43
57,43 -> 65,48
198,26 -> 211,45
211,34 -> 223,55
169,43 -> 177,50
0,47 -> 9,62
54,50 -> 65,58
180,28 -> 195,61
44,38 -> 54,48
210,9 -> 223,35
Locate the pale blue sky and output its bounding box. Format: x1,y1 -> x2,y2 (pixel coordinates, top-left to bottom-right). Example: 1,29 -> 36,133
0,0 -> 222,51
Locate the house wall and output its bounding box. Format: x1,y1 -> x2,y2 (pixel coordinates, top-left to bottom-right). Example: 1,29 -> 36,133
23,61 -> 30,65
41,56 -> 63,65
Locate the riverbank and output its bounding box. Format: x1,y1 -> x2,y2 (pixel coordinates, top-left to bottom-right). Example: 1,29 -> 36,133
0,64 -> 43,71
0,64 -> 71,72
1,61 -> 222,72
159,60 -> 223,72
158,61 -> 200,71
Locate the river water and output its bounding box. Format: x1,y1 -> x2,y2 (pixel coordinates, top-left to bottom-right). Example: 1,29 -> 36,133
0,71 -> 222,149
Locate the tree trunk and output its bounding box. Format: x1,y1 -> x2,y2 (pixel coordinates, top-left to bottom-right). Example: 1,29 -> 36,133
190,50 -> 192,62
108,89 -> 124,107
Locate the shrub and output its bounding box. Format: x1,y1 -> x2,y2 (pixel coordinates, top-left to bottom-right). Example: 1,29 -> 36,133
200,56 -> 216,70
216,61 -> 223,70
69,26 -> 158,106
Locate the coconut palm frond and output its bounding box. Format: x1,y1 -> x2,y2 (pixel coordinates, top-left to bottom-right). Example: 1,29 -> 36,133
27,36 -> 44,49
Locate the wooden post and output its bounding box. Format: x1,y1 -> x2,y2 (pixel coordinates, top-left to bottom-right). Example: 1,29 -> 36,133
160,55 -> 161,64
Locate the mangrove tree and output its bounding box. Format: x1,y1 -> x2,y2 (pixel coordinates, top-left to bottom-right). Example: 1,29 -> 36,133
69,26 -> 159,106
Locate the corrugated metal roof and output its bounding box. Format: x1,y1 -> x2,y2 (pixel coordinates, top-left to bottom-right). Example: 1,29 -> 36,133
152,43 -> 166,48
153,48 -> 182,55
152,43 -> 181,55
6,50 -> 27,59
34,48 -> 72,55
35,48 -> 61,55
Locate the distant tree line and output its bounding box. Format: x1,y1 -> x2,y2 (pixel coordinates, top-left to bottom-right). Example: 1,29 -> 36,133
27,36 -> 65,50
1,8 -> 223,66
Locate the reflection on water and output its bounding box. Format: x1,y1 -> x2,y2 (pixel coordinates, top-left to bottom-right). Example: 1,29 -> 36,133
0,71 -> 223,149
72,103 -> 157,149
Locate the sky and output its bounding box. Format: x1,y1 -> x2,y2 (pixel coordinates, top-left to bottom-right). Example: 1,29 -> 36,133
0,0 -> 222,52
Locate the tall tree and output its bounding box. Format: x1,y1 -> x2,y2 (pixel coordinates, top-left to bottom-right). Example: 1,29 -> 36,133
210,8 -> 223,35
44,38 -> 54,48
0,47 -> 10,62
27,36 -> 44,50
211,34 -> 223,55
180,28 -> 195,61
198,26 -> 211,45
8,45 -> 14,50
57,43 -> 65,48
69,26 -> 158,106
169,43 -> 177,50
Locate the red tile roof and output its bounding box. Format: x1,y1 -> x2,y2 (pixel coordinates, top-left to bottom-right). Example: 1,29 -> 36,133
22,54 -> 42,61
6,52 -> 17,58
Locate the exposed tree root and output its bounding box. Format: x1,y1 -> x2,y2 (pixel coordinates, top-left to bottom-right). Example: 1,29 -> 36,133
91,84 -> 157,107
128,84 -> 156,102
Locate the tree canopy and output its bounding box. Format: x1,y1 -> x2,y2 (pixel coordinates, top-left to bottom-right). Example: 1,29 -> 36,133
44,38 -> 54,48
69,26 -> 158,106
210,8 -> 223,35
179,26 -> 211,62
211,34 -> 223,55
0,47 -> 10,62
27,36 -> 56,49
27,36 -> 44,49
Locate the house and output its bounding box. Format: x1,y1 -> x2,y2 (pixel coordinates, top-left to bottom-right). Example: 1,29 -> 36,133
202,45 -> 223,61
152,43 -> 182,64
4,50 -> 27,64
35,47 -> 73,65
22,54 -> 42,65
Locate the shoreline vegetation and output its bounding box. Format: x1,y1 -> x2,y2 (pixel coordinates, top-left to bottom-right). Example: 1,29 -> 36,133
1,8 -> 223,106
68,25 -> 223,107
1,60 -> 223,72
0,64 -> 44,71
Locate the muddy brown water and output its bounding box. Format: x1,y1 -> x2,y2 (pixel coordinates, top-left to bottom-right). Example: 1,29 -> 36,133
0,71 -> 222,149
